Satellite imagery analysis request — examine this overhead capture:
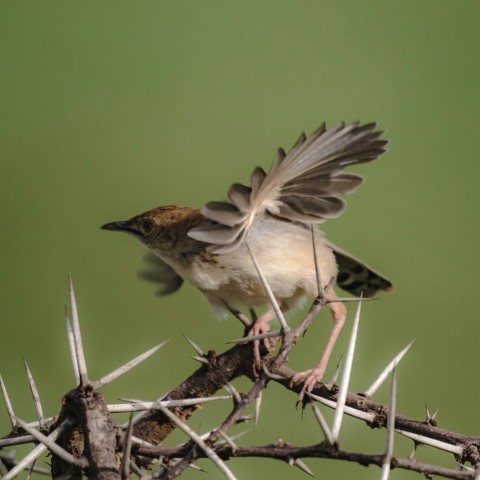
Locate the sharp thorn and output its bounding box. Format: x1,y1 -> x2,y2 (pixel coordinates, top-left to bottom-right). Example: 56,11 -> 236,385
309,400 -> 334,445
154,403 -> 237,479
68,274 -> 89,386
23,360 -> 45,428
183,335 -> 204,356
65,312 -> 80,385
0,374 -> 17,428
331,297 -> 362,441
381,368 -> 397,480
246,240 -> 289,333
293,458 -> 314,477
227,330 -> 281,344
363,340 -> 414,398
93,341 -> 168,389
121,413 -> 134,480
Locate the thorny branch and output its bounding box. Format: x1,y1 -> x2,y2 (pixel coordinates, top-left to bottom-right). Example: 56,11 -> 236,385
0,284 -> 479,479
2,339 -> 479,479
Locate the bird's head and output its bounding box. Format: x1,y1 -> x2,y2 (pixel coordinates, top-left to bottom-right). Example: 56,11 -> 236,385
101,205 -> 204,254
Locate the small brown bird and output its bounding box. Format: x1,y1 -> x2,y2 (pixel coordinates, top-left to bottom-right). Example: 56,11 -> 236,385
102,121 -> 392,396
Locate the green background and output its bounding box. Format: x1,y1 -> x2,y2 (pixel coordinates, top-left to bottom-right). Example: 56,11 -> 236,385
1,1 -> 479,478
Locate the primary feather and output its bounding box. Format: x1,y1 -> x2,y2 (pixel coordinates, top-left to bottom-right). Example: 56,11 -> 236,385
188,121 -> 387,253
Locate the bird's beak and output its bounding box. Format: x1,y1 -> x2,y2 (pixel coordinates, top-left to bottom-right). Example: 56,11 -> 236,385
101,221 -> 137,234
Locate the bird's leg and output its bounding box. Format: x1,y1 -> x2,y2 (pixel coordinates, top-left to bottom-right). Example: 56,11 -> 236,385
249,309 -> 276,366
291,291 -> 347,399
225,303 -> 252,330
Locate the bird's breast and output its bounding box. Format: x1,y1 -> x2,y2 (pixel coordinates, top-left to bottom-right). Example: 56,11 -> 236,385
177,217 -> 338,313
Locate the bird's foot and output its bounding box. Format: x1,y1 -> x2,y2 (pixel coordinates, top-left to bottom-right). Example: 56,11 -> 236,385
248,316 -> 273,367
290,366 -> 325,401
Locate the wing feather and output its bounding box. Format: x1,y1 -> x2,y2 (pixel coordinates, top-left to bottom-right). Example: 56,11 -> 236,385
188,121 -> 388,253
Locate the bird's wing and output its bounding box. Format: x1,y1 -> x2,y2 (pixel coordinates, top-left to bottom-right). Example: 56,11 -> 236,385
328,242 -> 393,297
138,253 -> 184,296
188,121 -> 388,253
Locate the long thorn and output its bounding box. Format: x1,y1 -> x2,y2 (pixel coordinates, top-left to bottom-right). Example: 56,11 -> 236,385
121,413 -> 134,480
68,274 -> 88,386
0,374 -> 17,428
156,402 -> 237,479
3,444 -> 48,480
183,335 -> 204,356
325,355 -> 343,389
331,298 -> 361,441
310,401 -> 334,445
309,392 -> 376,422
396,429 -> 463,455
93,341 -> 168,389
217,430 -> 237,453
0,435 -> 36,448
227,330 -> 281,344
327,297 -> 375,304
15,417 -> 86,468
107,396 -> 232,413
246,241 -> 289,333
3,419 -> 73,480
363,340 -> 414,398
255,390 -> 262,428
65,312 -> 80,385
224,383 -> 242,404
381,368 -> 397,480
23,361 -> 45,428
311,224 -> 324,299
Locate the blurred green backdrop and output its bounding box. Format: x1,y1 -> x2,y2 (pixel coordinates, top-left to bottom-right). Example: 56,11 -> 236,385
1,1 -> 479,478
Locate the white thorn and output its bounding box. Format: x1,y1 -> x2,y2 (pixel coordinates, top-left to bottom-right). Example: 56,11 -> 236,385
192,355 -> 210,365
107,396 -> 232,413
3,420 -> 73,480
65,313 -> 81,385
121,413 -> 134,479
331,298 -> 361,441
293,458 -> 314,477
227,330 -> 281,344
310,224 -> 324,298
93,341 -> 168,389
255,390 -> 262,428
68,274 -> 88,385
224,383 -> 242,404
0,374 -> 17,428
0,435 -> 36,448
381,368 -> 397,480
3,444 -> 48,480
396,429 -> 463,455
216,429 -> 249,446
217,430 -> 237,453
155,402 -> 237,480
326,355 -> 343,388
309,400 -> 334,445
23,361 -> 45,428
15,417 -> 86,469
246,241 -> 289,333
308,392 -> 375,422
183,335 -> 204,356
363,340 -> 414,398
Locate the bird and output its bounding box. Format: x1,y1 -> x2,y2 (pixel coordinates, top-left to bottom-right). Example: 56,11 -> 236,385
101,121 -> 392,396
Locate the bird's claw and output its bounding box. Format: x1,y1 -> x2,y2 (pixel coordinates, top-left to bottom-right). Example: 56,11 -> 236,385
290,367 -> 325,401
248,320 -> 273,368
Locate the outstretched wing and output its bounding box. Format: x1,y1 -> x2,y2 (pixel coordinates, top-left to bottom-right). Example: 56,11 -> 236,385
188,121 -> 387,253
138,253 -> 184,296
329,242 -> 393,297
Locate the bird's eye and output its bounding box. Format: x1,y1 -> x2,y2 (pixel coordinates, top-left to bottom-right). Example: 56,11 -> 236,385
141,220 -> 154,234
